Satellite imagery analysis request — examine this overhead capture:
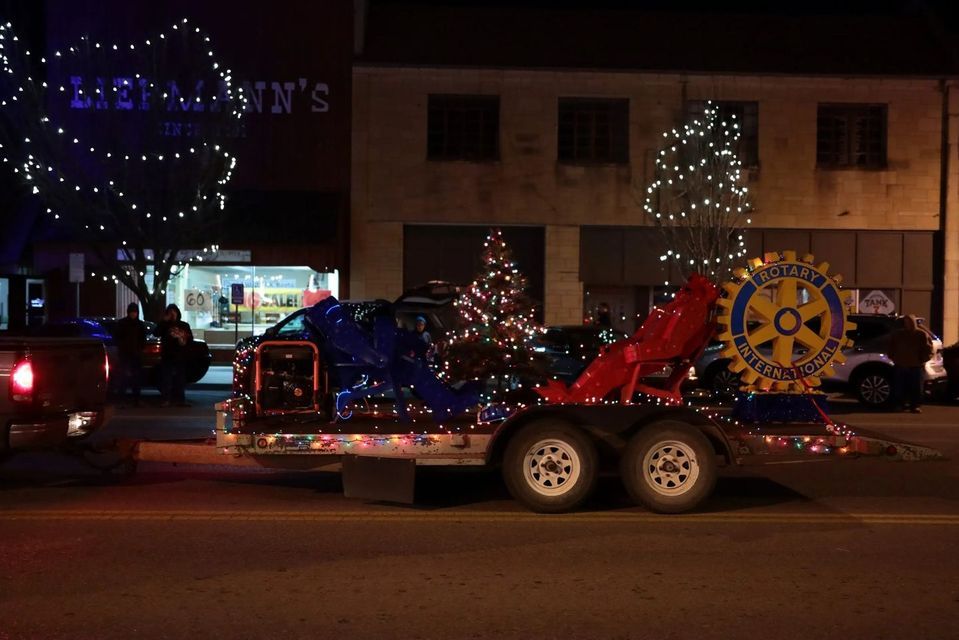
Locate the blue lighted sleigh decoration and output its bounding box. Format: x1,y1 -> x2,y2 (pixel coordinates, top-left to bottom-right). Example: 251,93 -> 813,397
305,297 -> 479,424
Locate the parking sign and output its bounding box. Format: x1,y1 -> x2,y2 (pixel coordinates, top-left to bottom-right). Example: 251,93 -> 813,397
230,283 -> 245,305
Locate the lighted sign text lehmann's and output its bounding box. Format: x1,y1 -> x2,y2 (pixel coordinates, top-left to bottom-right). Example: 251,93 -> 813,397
68,76 -> 330,115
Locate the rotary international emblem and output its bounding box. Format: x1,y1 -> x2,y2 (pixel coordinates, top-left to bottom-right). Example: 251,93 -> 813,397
716,250 -> 855,392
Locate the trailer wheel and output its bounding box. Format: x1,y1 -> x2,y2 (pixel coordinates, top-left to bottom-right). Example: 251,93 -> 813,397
620,421 -> 717,514
502,421 -> 598,513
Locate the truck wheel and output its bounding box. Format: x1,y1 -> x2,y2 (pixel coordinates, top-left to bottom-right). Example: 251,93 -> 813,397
502,421 -> 598,514
854,368 -> 893,407
620,421 -> 717,514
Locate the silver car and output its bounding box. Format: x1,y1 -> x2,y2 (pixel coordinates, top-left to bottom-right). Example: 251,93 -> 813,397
695,314 -> 947,407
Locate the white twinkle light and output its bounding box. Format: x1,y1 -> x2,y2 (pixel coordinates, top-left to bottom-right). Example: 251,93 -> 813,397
0,18 -> 242,287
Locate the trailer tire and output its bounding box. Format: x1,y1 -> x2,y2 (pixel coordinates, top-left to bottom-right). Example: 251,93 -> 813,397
620,421 -> 717,514
502,421 -> 598,514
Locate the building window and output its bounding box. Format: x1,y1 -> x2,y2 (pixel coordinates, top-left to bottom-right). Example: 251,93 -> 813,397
817,104 -> 887,169
427,94 -> 499,161
558,98 -> 629,164
686,100 -> 759,167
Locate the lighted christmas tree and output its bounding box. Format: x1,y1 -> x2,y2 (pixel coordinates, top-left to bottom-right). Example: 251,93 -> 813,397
642,100 -> 752,283
443,228 -> 546,389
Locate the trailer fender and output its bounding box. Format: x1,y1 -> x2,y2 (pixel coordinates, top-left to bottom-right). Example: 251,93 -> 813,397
618,407 -> 735,467
485,408 -> 595,466
485,405 -> 734,467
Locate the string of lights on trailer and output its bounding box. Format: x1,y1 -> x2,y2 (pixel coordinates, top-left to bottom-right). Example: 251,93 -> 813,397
218,387 -> 859,457
0,17 -> 244,292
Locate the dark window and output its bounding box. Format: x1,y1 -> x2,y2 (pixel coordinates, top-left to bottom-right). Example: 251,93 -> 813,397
541,328 -> 571,351
277,311 -> 307,336
427,94 -> 499,161
847,318 -> 891,343
558,98 -> 629,164
686,101 -> 759,167
817,104 -> 887,169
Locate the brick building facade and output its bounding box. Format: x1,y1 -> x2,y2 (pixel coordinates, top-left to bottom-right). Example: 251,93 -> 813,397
351,4 -> 959,342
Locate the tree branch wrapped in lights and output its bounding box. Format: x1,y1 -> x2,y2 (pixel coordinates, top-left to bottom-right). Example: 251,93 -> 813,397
0,18 -> 244,319
642,101 -> 752,283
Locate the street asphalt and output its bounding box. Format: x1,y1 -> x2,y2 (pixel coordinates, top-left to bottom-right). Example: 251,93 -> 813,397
2,390 -> 958,639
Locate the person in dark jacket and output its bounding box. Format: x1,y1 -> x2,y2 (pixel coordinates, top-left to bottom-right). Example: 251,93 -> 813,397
888,315 -> 933,413
594,302 -> 612,328
114,302 -> 146,406
157,303 -> 194,407
414,315 -> 436,364
943,343 -> 959,403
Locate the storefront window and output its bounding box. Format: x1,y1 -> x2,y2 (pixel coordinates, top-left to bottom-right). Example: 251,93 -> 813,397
166,265 -> 338,347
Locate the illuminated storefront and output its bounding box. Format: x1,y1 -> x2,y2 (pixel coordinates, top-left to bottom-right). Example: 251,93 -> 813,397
17,1 -> 353,331
166,264 -> 338,347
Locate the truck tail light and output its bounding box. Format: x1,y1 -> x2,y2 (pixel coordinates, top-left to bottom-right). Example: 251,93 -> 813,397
11,359 -> 34,400
104,352 -> 110,384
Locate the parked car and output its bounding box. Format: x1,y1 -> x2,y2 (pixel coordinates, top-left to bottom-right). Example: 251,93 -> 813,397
694,314 -> 947,407
393,281 -> 461,347
533,324 -> 699,387
532,325 -> 628,382
11,317 -> 212,388
250,287 -> 461,354
0,336 -> 108,457
243,300 -> 396,353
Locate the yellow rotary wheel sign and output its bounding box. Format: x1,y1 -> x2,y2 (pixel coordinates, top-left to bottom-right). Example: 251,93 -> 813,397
716,250 -> 855,392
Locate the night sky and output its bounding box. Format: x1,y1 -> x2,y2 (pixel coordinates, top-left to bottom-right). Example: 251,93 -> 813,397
372,0 -> 959,32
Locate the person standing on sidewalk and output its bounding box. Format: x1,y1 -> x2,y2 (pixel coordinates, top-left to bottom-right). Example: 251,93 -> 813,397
114,302 -> 146,406
594,302 -> 612,328
888,315 -> 933,413
942,342 -> 959,403
157,303 -> 194,407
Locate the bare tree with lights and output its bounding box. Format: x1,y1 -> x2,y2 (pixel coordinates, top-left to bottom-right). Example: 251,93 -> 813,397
642,101 -> 752,283
0,18 -> 243,319
442,228 -> 546,391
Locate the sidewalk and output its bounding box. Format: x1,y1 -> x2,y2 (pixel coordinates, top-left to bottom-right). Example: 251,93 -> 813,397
193,364 -> 232,389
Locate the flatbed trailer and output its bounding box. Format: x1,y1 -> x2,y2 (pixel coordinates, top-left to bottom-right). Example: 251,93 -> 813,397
122,398 -> 943,514
120,265 -> 943,514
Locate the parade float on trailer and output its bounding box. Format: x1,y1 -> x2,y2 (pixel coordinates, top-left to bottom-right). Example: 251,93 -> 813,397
119,250 -> 943,514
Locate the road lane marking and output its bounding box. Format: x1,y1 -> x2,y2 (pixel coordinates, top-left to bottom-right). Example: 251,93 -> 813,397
3,510 -> 959,525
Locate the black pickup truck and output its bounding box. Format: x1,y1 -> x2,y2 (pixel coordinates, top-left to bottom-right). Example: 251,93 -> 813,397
0,337 -> 109,457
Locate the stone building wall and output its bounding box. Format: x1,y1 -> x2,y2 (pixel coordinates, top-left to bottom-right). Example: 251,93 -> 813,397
351,66 -> 955,338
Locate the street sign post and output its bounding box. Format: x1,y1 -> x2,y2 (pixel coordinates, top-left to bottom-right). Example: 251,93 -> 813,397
231,283 -> 244,344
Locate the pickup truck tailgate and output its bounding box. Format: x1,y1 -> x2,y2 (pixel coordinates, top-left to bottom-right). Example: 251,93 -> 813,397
7,338 -> 108,411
